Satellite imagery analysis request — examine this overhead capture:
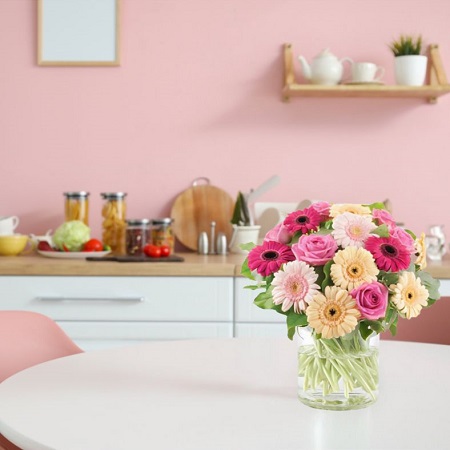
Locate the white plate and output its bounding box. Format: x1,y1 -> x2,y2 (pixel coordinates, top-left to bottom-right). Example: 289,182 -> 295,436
37,250 -> 111,259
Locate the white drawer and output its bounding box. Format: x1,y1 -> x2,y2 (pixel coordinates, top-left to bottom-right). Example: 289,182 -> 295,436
234,278 -> 285,323
59,321 -> 233,351
0,276 -> 233,322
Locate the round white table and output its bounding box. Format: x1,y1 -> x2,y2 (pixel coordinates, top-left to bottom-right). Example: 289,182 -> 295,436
0,338 -> 448,450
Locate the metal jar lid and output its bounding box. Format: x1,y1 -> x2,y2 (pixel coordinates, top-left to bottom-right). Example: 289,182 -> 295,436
126,219 -> 150,227
151,218 -> 174,225
64,191 -> 90,198
101,192 -> 127,200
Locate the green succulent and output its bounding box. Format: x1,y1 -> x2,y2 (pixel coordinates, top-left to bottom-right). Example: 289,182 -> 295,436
231,191 -> 251,226
389,35 -> 423,56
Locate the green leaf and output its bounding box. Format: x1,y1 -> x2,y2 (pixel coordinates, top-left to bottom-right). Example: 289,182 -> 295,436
378,270 -> 399,287
240,258 -> 255,280
359,321 -> 373,340
359,320 -> 383,339
365,202 -> 386,211
404,228 -> 416,240
239,242 -> 256,252
243,284 -> 262,290
389,315 -> 399,336
416,271 -> 441,301
372,224 -> 390,238
286,313 -> 308,340
231,192 -> 251,226
321,260 -> 333,290
253,289 -> 275,310
323,220 -> 334,230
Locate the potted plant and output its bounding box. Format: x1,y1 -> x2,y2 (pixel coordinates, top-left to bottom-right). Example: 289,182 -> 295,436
389,34 -> 428,86
229,192 -> 261,254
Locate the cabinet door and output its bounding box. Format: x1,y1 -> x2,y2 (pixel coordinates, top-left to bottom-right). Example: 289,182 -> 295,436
0,276 -> 233,322
59,321 -> 234,351
234,277 -> 284,323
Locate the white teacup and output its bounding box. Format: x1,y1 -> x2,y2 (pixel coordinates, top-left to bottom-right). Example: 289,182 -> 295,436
351,62 -> 385,83
0,216 -> 20,236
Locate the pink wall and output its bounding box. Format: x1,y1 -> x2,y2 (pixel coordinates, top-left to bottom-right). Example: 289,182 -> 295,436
1,0 -> 450,243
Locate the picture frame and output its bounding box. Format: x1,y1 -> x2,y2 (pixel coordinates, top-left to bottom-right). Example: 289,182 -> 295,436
37,0 -> 120,66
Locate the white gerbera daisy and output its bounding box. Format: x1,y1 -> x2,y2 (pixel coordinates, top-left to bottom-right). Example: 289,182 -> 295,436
390,272 -> 429,319
272,260 -> 320,313
332,212 -> 376,248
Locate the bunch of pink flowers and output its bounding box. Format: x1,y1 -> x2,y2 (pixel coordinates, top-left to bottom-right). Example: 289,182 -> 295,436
242,202 -> 440,340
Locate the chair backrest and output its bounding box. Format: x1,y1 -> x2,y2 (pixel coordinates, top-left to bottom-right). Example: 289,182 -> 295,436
0,311 -> 83,383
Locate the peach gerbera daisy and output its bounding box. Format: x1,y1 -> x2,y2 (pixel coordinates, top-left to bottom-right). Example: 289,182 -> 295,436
332,212 -> 376,248
306,286 -> 361,339
329,203 -> 372,218
390,272 -> 429,319
272,260 -> 320,313
330,247 -> 379,291
415,232 -> 427,270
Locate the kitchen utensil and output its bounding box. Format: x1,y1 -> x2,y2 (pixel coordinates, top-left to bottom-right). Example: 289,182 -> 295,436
209,221 -> 216,254
197,232 -> 209,255
0,216 -> 20,235
170,178 -> 234,251
0,235 -> 31,256
244,175 -> 281,225
216,232 -> 227,255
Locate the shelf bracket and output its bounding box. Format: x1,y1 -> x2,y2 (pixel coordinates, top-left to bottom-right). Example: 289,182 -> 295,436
283,43 -> 295,101
427,44 -> 449,103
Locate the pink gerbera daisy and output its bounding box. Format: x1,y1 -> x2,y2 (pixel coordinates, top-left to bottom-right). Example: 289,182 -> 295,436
247,240 -> 295,277
364,235 -> 411,272
272,260 -> 320,313
283,207 -> 321,235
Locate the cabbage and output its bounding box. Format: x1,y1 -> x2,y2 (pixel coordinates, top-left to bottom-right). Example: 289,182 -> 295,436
53,220 -> 91,251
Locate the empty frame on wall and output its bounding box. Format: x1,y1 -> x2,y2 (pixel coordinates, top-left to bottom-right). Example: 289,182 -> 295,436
38,0 -> 120,66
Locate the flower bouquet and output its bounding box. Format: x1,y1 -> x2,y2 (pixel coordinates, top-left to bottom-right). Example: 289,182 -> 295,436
241,202 -> 440,410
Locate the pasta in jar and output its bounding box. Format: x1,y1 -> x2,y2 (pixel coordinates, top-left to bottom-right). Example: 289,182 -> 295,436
101,192 -> 127,255
64,192 -> 90,225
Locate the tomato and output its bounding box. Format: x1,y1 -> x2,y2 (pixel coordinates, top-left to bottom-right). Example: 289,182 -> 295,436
160,245 -> 171,257
83,239 -> 104,252
144,244 -> 161,258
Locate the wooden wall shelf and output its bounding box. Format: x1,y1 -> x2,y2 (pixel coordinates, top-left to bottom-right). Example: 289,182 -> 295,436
283,43 -> 450,104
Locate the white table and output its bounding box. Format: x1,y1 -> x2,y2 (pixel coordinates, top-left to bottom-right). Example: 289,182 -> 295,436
0,338 -> 448,450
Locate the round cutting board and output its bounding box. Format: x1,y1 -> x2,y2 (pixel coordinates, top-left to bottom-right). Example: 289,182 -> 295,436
170,178 -> 234,251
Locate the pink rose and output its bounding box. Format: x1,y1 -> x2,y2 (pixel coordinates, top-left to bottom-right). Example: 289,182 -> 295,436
264,223 -> 292,245
311,201 -> 331,221
351,282 -> 388,320
373,209 -> 396,227
292,234 -> 338,266
389,226 -> 415,253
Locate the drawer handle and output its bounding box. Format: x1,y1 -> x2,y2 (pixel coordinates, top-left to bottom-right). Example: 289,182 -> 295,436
35,296 -> 145,303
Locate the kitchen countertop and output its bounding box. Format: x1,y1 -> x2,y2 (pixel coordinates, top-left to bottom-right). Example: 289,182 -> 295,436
0,253 -> 449,278
0,253 -> 247,277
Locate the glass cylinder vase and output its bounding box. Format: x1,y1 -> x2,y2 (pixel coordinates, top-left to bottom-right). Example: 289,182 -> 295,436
297,327 -> 379,411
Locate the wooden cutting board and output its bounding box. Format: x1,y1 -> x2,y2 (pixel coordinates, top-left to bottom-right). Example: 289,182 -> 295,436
170,178 -> 234,251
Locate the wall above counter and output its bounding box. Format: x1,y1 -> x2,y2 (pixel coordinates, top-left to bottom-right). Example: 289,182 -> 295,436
282,43 -> 450,104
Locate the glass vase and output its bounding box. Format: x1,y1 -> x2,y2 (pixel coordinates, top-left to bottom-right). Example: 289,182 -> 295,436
297,327 -> 379,411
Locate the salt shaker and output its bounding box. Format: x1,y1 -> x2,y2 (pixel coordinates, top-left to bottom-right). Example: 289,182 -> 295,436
197,232 -> 209,255
216,232 -> 228,255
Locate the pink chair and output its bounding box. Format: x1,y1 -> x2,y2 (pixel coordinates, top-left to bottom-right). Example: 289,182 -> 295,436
0,311 -> 83,450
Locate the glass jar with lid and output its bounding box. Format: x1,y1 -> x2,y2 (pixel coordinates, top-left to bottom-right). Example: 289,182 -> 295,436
101,192 -> 127,255
151,218 -> 175,252
126,219 -> 150,256
64,191 -> 90,225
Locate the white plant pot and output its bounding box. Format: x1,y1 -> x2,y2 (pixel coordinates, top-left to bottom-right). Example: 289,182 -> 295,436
394,55 -> 428,86
229,225 -> 261,254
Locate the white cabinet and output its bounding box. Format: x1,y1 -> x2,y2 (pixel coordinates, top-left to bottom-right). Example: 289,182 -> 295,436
0,276 -> 233,350
234,277 -> 287,338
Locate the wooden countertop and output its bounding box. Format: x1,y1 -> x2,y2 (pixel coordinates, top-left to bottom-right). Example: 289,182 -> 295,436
0,253 -> 247,277
0,253 -> 449,279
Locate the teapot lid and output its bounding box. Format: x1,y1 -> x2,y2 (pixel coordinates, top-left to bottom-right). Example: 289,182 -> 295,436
315,48 -> 336,59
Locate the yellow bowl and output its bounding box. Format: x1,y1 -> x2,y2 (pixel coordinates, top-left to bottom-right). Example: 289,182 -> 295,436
0,234 -> 30,256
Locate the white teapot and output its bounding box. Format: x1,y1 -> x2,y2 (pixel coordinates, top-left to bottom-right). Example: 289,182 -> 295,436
298,49 -> 353,85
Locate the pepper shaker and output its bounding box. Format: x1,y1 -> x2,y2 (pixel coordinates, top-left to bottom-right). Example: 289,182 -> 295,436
197,232 -> 209,255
